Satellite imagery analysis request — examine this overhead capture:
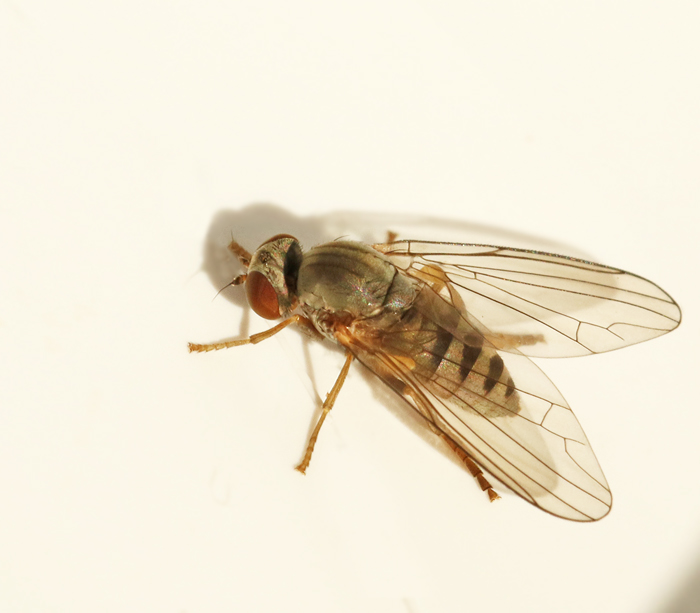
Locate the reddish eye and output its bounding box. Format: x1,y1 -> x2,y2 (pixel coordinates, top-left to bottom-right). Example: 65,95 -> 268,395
246,270 -> 280,319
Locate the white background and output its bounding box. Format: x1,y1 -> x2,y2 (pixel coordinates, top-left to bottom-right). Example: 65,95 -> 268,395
1,2 -> 698,612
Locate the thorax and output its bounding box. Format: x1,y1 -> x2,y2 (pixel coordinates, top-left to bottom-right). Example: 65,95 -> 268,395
296,241 -> 418,337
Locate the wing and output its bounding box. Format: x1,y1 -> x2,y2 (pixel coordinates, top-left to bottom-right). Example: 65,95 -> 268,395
355,344 -> 612,521
375,240 -> 681,357
337,295 -> 612,521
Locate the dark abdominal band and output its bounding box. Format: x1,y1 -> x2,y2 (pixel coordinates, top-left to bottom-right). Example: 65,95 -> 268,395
424,325 -> 484,386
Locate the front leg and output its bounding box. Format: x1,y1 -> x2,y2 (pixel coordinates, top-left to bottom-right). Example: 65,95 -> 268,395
188,314 -> 320,353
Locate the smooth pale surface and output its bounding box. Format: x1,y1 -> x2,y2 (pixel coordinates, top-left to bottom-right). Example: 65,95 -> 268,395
1,3 -> 698,613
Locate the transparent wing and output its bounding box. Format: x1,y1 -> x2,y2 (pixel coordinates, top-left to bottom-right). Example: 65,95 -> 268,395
376,240 -> 681,357
343,325 -> 612,521
371,348 -> 611,521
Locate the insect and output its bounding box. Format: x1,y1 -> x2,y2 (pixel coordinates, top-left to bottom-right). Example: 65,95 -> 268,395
189,233 -> 681,521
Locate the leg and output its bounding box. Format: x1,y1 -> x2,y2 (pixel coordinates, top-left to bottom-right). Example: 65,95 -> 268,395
482,330 -> 544,351
415,264 -> 544,351
439,433 -> 501,503
188,314 -> 317,353
383,370 -> 500,503
295,351 -> 354,474
410,263 -> 451,294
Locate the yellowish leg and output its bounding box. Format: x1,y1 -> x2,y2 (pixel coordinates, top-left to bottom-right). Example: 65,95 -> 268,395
401,382 -> 500,503
295,351 -> 354,474
409,264 -> 450,293
188,314 -> 315,353
414,264 -> 544,350
439,434 -> 501,502
483,331 -> 544,351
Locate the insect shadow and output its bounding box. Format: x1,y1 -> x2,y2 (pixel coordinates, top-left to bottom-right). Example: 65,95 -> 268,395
198,201 -> 591,319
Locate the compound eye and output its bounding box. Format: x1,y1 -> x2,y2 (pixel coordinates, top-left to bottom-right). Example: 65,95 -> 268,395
263,233 -> 296,244
245,270 -> 280,320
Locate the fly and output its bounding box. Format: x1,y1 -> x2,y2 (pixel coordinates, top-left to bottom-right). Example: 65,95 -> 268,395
189,234 -> 681,521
